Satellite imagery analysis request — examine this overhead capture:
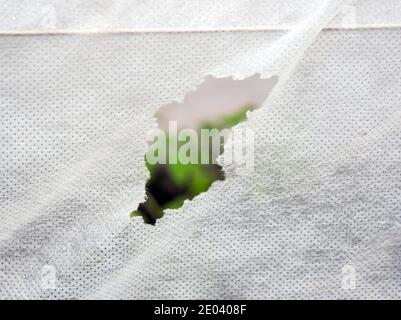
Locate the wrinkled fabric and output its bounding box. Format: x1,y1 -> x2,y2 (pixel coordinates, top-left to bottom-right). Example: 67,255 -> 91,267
0,0 -> 401,299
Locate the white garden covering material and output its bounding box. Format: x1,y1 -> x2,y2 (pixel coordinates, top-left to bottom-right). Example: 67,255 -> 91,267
0,0 -> 400,299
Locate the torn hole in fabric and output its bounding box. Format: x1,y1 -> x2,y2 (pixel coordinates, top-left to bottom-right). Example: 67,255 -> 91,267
132,73 -> 278,225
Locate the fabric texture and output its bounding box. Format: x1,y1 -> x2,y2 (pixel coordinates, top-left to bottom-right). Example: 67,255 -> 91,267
0,0 -> 400,299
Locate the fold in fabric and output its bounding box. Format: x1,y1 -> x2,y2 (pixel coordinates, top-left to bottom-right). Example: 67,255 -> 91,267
1,1 -> 401,299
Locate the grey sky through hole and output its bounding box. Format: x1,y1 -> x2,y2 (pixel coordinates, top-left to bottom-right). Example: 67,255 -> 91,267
156,74 -> 278,130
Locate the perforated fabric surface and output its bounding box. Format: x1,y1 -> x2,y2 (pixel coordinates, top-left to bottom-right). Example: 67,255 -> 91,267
1,1 -> 401,299
1,0 -> 401,30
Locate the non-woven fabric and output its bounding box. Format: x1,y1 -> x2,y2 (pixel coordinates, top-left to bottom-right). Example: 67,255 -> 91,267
1,0 -> 401,299
1,0 -> 401,30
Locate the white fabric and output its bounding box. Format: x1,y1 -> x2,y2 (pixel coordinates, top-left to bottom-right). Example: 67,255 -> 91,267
1,0 -> 401,299
1,0 -> 401,30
